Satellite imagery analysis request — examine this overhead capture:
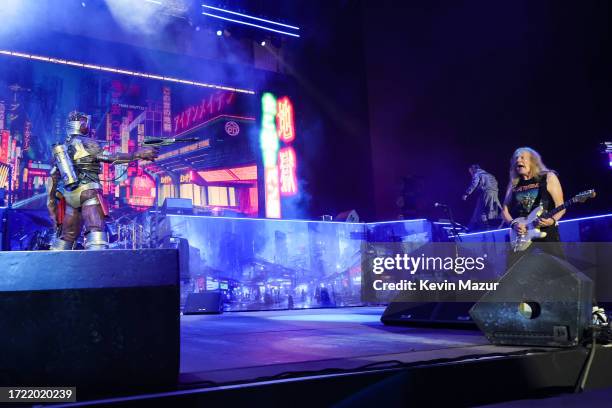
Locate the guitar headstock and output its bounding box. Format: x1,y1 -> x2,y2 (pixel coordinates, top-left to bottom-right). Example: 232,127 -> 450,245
573,189 -> 596,203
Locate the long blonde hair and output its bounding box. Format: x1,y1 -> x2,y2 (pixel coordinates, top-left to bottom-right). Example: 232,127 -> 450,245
509,147 -> 551,187
503,147 -> 552,205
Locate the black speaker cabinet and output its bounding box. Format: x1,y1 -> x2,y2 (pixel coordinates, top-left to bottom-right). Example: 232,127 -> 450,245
469,252 -> 593,347
184,291 -> 223,314
162,197 -> 193,215
0,249 -> 180,397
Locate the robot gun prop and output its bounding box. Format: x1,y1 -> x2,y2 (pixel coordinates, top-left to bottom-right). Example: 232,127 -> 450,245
142,137 -> 199,147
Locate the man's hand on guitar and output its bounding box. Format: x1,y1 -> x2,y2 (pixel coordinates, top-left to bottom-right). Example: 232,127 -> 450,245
536,217 -> 556,228
512,222 -> 527,235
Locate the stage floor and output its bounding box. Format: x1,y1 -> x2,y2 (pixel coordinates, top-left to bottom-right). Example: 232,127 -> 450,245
179,306 -> 538,386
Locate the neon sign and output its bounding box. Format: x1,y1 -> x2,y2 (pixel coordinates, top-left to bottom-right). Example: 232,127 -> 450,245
23,121 -> 32,151
260,93 -> 279,167
265,167 -> 281,219
0,130 -> 9,163
260,93 -> 300,216
128,174 -> 155,207
278,146 -> 297,196
174,92 -> 236,134
276,97 -> 295,143
260,93 -> 281,218
162,87 -> 172,134
277,96 -> 298,197
180,172 -> 192,184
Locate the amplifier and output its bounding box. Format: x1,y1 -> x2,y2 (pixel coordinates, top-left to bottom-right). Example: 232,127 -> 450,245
162,198 -> 193,215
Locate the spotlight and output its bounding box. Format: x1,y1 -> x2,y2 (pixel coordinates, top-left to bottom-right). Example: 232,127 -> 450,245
216,30 -> 222,36
260,41 -> 266,46
81,1 -> 86,6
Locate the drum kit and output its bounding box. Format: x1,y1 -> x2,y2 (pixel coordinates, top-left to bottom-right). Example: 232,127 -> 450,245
107,214 -> 149,249
24,212 -> 151,250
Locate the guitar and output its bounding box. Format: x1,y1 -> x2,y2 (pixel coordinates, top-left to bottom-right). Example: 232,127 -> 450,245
510,189 -> 596,252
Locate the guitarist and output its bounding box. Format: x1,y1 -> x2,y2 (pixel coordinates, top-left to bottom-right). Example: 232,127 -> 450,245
501,147 -> 608,325
501,147 -> 565,262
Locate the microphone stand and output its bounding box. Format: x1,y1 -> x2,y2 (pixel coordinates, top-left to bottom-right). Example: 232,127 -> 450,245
435,203 -> 462,243
444,205 -> 462,243
435,203 -> 461,259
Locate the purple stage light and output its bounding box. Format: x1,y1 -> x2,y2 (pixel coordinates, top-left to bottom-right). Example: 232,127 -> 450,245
202,4 -> 300,31
202,12 -> 300,38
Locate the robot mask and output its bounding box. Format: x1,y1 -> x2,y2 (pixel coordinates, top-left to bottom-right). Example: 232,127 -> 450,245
66,111 -> 92,141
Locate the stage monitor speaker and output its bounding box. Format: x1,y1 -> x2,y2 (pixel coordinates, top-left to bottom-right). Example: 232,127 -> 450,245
469,252 -> 593,347
184,291 -> 223,315
0,249 -> 180,397
162,197 -> 193,215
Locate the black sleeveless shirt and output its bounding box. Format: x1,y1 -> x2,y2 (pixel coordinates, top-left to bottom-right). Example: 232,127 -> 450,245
509,173 -> 560,242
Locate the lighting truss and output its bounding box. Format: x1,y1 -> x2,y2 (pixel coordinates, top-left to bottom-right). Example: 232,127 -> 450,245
201,4 -> 300,38
0,49 -> 255,94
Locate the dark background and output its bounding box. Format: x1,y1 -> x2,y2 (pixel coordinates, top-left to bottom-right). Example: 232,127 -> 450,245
247,0 -> 612,223
1,0 -> 611,224
362,0 -> 612,222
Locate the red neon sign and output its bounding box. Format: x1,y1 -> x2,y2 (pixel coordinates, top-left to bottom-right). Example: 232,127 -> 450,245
276,96 -> 295,143
174,92 -> 236,134
278,146 -> 298,196
26,169 -> 48,177
0,131 -> 9,164
128,174 -> 155,207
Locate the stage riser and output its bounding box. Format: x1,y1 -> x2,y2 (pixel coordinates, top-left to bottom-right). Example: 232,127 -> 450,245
0,249 -> 180,396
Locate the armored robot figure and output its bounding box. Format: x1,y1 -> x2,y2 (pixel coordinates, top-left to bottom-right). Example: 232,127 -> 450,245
46,111 -> 158,250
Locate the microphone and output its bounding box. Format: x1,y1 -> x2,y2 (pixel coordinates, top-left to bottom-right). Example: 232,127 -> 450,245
434,202 -> 448,208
